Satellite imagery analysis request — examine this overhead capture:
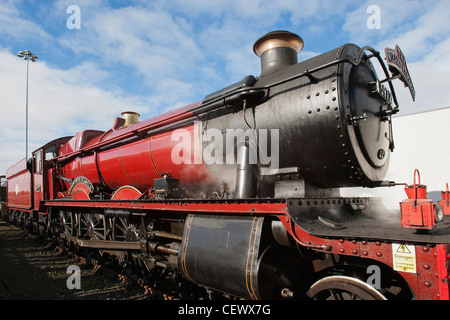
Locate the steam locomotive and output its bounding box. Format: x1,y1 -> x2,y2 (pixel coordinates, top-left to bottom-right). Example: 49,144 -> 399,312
3,31 -> 450,300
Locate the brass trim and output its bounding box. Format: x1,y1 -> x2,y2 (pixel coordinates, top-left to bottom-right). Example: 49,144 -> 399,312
253,30 -> 304,57
120,111 -> 140,128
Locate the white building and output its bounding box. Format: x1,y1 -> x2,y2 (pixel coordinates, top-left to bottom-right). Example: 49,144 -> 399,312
341,106 -> 450,211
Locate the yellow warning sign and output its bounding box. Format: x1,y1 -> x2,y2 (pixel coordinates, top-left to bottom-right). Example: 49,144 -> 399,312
392,243 -> 416,273
396,244 -> 411,253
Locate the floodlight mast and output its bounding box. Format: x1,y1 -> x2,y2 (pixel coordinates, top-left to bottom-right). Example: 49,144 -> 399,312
17,50 -> 38,161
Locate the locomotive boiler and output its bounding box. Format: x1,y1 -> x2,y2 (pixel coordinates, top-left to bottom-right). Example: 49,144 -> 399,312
56,30 -> 397,201
4,30 -> 450,300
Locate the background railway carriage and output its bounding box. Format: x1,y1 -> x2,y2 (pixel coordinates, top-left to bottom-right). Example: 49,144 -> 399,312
0,175 -> 7,214
2,30 -> 450,300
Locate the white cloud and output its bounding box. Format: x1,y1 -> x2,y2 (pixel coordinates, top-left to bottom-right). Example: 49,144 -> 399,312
395,53 -> 450,112
373,0 -> 450,60
0,49 -> 147,174
0,0 -> 51,43
342,0 -> 427,45
59,6 -> 201,78
375,1 -> 450,113
55,4 -> 214,110
340,0 -> 450,113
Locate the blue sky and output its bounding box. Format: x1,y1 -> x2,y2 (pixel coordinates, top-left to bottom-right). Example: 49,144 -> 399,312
1,0 -> 450,174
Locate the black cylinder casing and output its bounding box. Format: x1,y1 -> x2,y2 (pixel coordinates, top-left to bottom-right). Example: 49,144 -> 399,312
178,214 -> 265,299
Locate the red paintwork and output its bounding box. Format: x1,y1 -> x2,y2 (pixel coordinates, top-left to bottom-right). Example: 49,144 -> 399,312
6,158 -> 32,210
439,183 -> 450,215
287,218 -> 450,300
45,199 -> 288,215
404,185 -> 427,199
437,244 -> 450,300
58,101 -> 215,193
57,102 -> 200,162
400,169 -> 437,230
33,150 -> 44,210
111,186 -> 142,200
400,199 -> 436,230
404,169 -> 427,199
6,137 -> 72,209
70,182 -> 92,200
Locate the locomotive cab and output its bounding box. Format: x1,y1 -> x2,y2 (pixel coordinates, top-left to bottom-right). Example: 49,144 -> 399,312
29,136 -> 72,210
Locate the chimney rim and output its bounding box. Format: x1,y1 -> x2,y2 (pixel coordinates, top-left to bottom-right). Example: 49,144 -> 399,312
253,30 -> 304,57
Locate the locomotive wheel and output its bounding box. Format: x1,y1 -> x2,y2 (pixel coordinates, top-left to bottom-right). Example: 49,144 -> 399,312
307,275 -> 387,300
79,212 -> 107,240
78,212 -> 110,263
111,216 -> 138,241
111,216 -> 154,282
50,210 -> 75,250
58,210 -> 74,236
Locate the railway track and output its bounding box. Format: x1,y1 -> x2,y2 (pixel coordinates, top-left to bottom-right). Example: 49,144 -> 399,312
0,218 -> 176,300
0,280 -> 12,300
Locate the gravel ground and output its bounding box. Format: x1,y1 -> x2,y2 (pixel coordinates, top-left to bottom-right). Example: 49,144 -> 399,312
0,219 -> 149,300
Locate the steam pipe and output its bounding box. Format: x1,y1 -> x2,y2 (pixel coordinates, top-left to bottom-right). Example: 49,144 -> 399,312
235,143 -> 256,198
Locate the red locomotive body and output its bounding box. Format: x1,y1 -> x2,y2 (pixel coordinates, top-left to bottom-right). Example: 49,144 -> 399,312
56,103 -> 216,199
2,30 -> 450,300
5,137 -> 72,228
439,184 -> 450,216
6,158 -> 32,210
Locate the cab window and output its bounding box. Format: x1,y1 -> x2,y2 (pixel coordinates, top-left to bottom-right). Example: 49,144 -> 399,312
35,151 -> 42,173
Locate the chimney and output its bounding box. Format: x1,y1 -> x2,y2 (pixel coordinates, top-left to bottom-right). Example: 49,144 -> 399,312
253,30 -> 304,76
